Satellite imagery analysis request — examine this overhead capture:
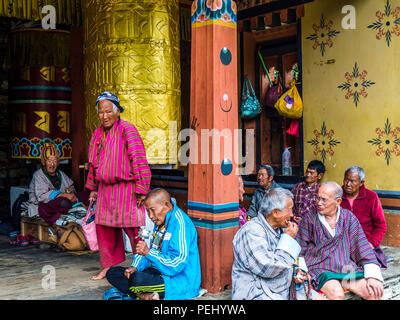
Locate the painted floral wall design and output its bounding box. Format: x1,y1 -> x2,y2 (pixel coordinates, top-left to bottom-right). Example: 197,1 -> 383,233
306,14 -> 340,57
368,118 -> 400,165
367,0 -> 400,47
338,62 -> 375,107
307,122 -> 341,163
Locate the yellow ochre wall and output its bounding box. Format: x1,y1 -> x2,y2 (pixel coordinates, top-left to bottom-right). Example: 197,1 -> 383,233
302,0 -> 400,191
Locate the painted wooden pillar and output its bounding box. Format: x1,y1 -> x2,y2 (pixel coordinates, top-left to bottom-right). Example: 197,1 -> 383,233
188,0 -> 239,293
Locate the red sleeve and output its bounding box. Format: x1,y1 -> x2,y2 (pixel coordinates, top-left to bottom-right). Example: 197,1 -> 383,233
85,165 -> 98,191
123,123 -> 151,195
85,132 -> 99,191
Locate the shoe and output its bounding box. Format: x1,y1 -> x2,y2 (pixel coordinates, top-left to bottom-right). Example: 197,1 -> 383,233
104,288 -> 124,300
9,230 -> 20,238
25,233 -> 40,245
8,230 -> 20,245
16,234 -> 29,247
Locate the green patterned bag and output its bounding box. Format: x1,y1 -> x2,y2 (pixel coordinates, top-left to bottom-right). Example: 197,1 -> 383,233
240,76 -> 262,119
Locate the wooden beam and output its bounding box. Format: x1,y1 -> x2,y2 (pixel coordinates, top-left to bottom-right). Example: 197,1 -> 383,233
238,0 -> 313,20
253,23 -> 298,43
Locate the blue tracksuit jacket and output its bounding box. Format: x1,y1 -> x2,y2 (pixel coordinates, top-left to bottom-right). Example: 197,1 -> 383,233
131,201 -> 201,300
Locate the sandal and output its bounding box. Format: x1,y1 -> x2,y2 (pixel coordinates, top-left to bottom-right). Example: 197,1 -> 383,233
16,234 -> 29,247
104,288 -> 124,300
8,231 -> 20,245
122,293 -> 133,300
25,233 -> 40,245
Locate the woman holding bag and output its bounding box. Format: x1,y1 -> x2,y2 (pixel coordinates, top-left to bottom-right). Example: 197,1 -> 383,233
86,91 -> 151,280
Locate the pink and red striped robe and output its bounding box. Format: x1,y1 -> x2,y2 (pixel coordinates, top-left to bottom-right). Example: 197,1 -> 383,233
85,119 -> 151,228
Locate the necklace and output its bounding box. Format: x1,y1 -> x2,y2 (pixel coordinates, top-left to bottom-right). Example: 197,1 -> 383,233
150,220 -> 170,251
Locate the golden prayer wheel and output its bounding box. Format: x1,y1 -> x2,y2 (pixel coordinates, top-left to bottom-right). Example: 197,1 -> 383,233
82,0 -> 181,164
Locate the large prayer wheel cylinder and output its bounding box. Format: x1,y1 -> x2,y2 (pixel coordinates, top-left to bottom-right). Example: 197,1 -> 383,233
82,0 -> 181,164
9,29 -> 72,159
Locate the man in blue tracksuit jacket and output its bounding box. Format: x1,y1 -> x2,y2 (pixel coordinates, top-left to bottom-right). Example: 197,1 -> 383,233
106,188 -> 201,300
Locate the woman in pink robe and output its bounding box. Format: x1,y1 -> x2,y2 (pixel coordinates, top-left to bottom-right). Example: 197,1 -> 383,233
86,91 -> 151,280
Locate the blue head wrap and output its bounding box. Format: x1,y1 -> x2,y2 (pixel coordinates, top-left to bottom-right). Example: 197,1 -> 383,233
96,91 -> 124,113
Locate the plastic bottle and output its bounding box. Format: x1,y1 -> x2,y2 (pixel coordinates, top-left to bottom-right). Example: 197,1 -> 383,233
282,146 -> 292,176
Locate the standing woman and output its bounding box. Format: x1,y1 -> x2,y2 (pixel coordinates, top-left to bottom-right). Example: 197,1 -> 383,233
86,91 -> 151,280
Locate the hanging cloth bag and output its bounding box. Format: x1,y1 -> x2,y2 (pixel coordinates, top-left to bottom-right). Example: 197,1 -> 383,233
240,76 -> 262,119
258,50 -> 284,108
274,80 -> 303,119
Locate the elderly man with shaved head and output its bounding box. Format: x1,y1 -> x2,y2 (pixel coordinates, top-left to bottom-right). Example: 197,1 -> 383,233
232,187 -> 311,300
105,188 -> 201,300
296,181 -> 384,300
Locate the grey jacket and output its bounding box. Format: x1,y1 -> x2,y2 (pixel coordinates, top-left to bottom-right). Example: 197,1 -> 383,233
231,213 -> 301,300
247,180 -> 281,218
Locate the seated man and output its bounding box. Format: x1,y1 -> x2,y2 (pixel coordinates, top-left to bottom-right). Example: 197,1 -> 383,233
232,188 -> 309,300
106,188 -> 201,300
27,143 -> 90,225
292,160 -> 325,221
247,165 -> 281,219
341,166 -> 387,268
296,181 -> 384,300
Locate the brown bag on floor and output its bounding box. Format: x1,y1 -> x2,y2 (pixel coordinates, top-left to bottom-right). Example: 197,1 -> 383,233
50,223 -> 88,251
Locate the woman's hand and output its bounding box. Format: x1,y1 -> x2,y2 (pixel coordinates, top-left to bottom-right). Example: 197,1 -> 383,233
89,191 -> 98,202
136,194 -> 146,208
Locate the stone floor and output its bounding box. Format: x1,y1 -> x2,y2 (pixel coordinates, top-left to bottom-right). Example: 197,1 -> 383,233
345,245 -> 400,300
1,234 -> 399,300
0,234 -> 113,300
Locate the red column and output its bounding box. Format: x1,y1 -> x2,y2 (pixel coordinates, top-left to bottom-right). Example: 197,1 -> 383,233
188,0 -> 239,293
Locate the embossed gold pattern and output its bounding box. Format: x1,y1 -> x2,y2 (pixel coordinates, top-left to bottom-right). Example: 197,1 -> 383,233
82,0 -> 181,164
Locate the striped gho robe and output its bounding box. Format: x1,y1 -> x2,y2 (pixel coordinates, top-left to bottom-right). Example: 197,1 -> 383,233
296,206 -> 380,290
85,119 -> 151,228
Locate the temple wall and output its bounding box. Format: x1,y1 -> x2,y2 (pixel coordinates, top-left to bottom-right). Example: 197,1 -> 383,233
302,0 -> 400,246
